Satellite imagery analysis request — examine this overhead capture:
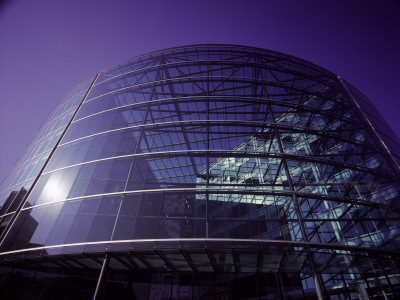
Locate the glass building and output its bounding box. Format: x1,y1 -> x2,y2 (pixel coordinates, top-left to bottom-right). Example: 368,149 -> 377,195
0,45 -> 399,299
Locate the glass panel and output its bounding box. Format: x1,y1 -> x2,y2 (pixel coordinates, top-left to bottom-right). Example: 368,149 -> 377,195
111,194 -> 140,240
86,195 -> 120,242
65,197 -> 100,244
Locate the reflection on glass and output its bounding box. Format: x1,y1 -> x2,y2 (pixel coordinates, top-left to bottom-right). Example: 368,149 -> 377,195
1,46 -> 399,300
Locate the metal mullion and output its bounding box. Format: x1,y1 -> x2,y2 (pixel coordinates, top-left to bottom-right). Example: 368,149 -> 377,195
213,82 -> 255,96
111,62 -> 161,241
227,50 -> 248,62
174,66 -> 207,93
160,55 -> 199,177
14,180 -> 395,216
337,202 -> 354,220
130,69 -> 150,88
319,163 -> 341,189
341,254 -> 364,276
252,56 -> 263,121
94,74 -> 331,106
109,103 -> 152,241
10,147 -> 54,179
337,273 -> 354,298
95,56 -> 158,87
205,63 -> 210,238
0,74 -> 99,248
73,95 -> 369,133
384,274 -> 397,296
379,231 -> 400,249
339,77 -> 400,176
271,159 -> 284,187
139,130 -> 152,153
0,237 -> 399,262
262,57 -> 331,87
304,111 -> 317,133
19,110 -> 72,156
265,85 -> 324,299
209,65 -> 244,93
302,197 -> 319,219
267,68 -> 295,96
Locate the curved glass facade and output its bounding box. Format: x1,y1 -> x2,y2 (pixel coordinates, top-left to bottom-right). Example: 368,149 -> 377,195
0,45 -> 400,299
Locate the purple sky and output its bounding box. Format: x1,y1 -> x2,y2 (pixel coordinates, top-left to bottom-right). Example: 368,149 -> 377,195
0,0 -> 400,183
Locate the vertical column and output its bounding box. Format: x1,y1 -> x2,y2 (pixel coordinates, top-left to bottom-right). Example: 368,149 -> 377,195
93,253 -> 111,300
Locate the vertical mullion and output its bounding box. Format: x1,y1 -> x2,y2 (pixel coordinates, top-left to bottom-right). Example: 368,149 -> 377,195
0,74 -> 99,248
264,82 -> 324,300
206,60 -> 210,238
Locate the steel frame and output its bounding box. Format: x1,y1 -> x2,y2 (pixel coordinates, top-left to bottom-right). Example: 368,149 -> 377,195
0,45 -> 399,299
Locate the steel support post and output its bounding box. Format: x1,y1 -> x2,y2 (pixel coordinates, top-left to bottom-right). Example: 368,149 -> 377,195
93,253 -> 111,300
